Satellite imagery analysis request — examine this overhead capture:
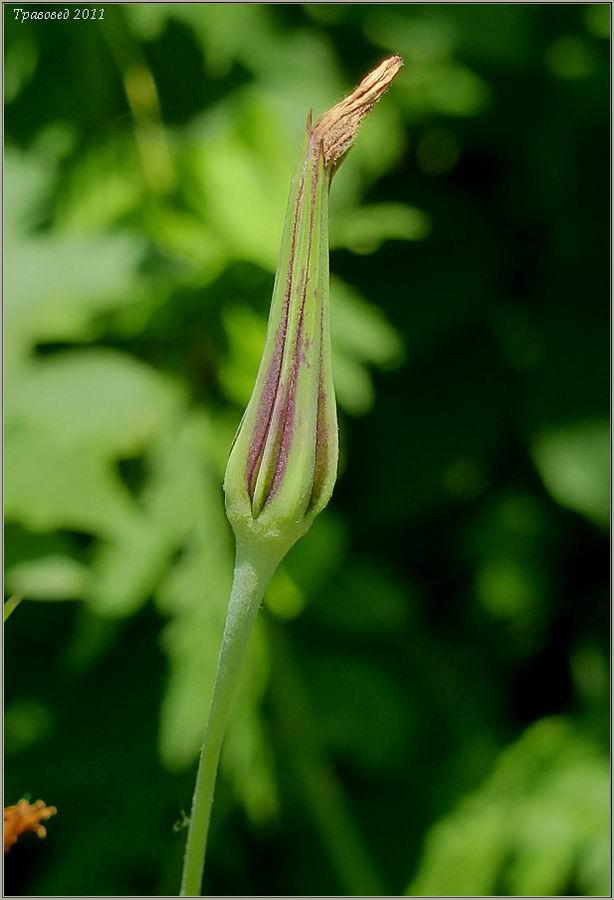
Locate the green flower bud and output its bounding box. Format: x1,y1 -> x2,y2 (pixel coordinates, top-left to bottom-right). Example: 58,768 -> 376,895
224,56 -> 403,566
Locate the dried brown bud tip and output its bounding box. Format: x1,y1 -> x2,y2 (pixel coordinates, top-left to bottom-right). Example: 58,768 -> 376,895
312,55 -> 404,168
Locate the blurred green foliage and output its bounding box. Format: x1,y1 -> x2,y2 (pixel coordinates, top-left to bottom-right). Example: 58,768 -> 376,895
4,4 -> 609,896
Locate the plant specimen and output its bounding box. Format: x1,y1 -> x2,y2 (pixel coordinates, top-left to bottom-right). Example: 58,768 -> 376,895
180,55 -> 403,896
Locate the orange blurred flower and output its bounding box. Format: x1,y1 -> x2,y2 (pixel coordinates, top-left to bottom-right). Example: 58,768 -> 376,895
4,799 -> 57,853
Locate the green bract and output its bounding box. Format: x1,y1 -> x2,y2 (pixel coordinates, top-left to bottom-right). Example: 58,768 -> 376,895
224,121 -> 338,565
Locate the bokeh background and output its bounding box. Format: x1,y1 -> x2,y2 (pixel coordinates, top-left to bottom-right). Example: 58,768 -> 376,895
4,4 -> 610,896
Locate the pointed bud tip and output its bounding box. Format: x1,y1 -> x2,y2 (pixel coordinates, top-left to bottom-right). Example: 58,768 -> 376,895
313,55 -> 404,168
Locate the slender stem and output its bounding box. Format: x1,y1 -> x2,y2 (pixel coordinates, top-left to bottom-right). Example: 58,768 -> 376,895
4,595 -> 22,622
180,545 -> 277,897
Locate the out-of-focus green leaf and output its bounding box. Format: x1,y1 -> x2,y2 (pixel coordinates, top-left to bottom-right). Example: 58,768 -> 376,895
147,207 -> 226,285
8,349 -> 181,456
6,555 -> 88,601
330,353 -> 376,416
5,349 -> 183,562
5,149 -> 146,353
571,641 -> 609,709
5,424 -> 142,538
218,304 -> 268,407
366,12 -> 456,65
331,278 -> 405,370
329,277 -> 405,415
408,717 -> 610,897
264,566 -> 306,621
584,4 -> 611,40
461,492 -> 555,653
85,413 -> 203,617
6,234 -> 145,347
284,513 -> 347,601
330,203 -> 431,254
3,148 -> 50,236
186,93 -> 292,271
546,35 -> 597,81
5,347 -> 186,599
55,137 -> 144,233
532,420 -> 609,529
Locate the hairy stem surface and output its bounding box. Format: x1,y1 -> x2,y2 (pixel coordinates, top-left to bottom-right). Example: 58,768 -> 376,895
180,548 -> 276,896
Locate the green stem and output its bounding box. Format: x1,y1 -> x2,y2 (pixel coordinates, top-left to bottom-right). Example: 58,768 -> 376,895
180,545 -> 277,897
4,595 -> 22,622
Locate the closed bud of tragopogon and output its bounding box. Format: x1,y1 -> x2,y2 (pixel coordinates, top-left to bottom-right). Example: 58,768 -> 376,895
181,59 -> 404,896
223,56 -> 403,566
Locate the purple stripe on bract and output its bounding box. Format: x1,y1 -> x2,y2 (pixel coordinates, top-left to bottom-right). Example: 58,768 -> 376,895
263,153 -> 320,509
246,163 -> 307,498
265,281 -> 306,504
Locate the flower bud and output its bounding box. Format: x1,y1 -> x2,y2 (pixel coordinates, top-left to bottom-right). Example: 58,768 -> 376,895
224,57 -> 403,565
